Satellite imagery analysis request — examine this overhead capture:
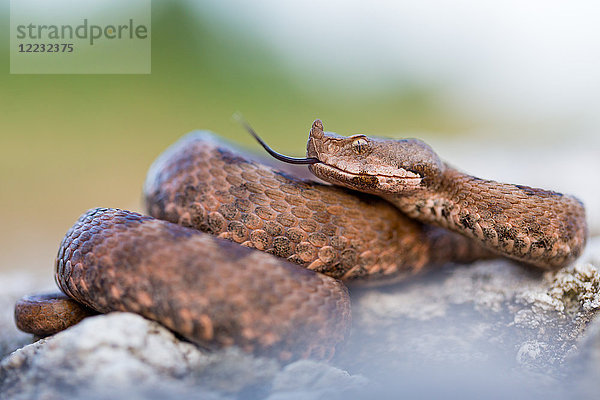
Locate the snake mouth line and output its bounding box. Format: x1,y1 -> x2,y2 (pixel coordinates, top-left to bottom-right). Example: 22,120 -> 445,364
310,162 -> 423,194
314,162 -> 423,182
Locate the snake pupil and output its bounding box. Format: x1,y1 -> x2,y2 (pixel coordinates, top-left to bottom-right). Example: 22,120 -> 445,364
352,138 -> 368,155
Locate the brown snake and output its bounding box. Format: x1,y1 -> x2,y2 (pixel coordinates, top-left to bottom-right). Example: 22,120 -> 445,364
14,120 -> 587,361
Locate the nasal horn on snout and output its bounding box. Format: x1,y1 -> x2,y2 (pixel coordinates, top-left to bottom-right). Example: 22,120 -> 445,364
310,119 -> 325,139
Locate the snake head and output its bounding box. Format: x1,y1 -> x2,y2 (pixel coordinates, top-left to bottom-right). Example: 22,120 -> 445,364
306,119 -> 444,195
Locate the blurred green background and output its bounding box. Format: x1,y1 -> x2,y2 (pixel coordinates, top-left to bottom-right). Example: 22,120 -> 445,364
1,0 -> 598,274
0,1 -> 465,274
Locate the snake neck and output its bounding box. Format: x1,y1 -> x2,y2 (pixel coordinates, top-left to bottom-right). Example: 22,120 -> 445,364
387,166 -> 587,269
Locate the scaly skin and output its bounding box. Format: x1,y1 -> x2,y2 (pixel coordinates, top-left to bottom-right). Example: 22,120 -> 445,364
54,208 -> 350,361
144,132 -> 492,283
394,168 -> 586,269
307,120 -> 587,269
15,132 -> 493,360
17,121 -> 583,359
14,293 -> 96,336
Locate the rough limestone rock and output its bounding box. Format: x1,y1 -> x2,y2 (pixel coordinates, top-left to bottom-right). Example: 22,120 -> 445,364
1,239 -> 599,399
568,314 -> 600,398
345,238 -> 600,371
0,313 -> 365,400
330,237 -> 600,399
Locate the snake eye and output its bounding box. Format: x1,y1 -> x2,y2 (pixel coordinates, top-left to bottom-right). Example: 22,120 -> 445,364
352,137 -> 369,155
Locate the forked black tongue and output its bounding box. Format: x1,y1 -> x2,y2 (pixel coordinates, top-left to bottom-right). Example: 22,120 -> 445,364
234,114 -> 320,165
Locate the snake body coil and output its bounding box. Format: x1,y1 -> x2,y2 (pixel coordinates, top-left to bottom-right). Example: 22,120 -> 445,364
15,121 -> 587,360
55,207 -> 349,360
306,120 -> 586,269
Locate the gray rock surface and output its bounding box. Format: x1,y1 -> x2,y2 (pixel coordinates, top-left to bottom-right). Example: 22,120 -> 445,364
338,238 -> 600,396
346,238 -> 600,371
2,239 -> 599,399
569,311 -> 600,398
1,135 -> 599,400
0,312 -> 365,400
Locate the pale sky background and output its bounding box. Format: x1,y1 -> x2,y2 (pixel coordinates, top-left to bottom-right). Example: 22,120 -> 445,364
13,0 -> 600,137
197,0 -> 600,140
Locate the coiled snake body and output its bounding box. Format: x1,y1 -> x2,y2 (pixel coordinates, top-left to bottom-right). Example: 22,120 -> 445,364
15,120 -> 587,361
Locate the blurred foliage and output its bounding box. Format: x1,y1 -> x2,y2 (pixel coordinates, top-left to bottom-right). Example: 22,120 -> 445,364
0,1 -> 467,271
